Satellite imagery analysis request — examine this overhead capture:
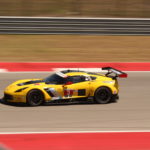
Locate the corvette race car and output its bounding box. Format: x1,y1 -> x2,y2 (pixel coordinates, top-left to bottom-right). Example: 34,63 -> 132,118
3,67 -> 127,106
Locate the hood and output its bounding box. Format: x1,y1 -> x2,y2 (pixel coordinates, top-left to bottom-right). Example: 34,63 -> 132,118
5,79 -> 44,93
16,79 -> 44,86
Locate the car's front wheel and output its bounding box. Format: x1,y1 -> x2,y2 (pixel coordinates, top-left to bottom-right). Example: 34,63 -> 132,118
27,89 -> 44,106
94,87 -> 112,104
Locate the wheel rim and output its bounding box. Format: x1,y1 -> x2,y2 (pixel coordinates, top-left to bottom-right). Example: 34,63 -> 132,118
96,89 -> 110,102
29,91 -> 43,105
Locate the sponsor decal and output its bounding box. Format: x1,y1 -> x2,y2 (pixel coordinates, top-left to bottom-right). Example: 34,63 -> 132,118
44,87 -> 62,100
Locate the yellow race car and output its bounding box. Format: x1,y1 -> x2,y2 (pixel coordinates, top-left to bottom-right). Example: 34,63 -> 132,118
3,67 -> 127,106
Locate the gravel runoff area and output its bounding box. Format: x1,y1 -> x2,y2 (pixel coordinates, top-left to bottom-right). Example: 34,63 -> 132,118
0,35 -> 150,62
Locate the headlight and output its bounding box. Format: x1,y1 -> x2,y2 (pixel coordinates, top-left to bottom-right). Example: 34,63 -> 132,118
103,81 -> 115,84
15,87 -> 28,92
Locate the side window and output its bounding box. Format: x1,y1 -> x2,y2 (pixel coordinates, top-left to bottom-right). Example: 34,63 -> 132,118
66,76 -> 86,84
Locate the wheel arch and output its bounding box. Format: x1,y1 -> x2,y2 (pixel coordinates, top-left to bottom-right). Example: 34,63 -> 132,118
94,86 -> 113,96
26,88 -> 45,102
94,86 -> 113,104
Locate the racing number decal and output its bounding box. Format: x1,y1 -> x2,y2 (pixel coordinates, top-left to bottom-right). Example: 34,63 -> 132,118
64,89 -> 74,97
64,89 -> 86,97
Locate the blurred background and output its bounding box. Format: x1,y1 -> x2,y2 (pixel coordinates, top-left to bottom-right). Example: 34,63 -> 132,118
0,0 -> 150,17
0,0 -> 150,62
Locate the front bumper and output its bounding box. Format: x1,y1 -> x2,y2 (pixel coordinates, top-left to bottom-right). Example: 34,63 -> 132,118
3,92 -> 26,103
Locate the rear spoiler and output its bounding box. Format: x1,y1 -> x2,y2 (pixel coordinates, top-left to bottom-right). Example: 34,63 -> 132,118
102,67 -> 128,78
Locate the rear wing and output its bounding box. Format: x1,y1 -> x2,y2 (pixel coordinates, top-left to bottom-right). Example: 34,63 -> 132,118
102,67 -> 128,78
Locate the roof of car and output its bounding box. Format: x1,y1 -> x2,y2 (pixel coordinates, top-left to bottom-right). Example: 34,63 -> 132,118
61,70 -> 85,74
61,70 -> 102,76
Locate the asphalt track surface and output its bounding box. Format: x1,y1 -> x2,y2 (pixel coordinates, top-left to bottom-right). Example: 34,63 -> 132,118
0,72 -> 149,132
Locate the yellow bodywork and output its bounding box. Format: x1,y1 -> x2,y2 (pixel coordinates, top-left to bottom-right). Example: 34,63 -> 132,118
4,71 -> 119,103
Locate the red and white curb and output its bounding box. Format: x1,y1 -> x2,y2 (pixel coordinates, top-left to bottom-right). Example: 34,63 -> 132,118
0,62 -> 150,72
0,69 -> 7,73
0,131 -> 150,150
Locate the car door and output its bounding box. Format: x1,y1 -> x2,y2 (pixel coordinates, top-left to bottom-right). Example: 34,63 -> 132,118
62,75 -> 90,99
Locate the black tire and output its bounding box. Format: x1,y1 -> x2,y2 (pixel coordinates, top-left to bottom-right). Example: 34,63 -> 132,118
26,89 -> 44,106
94,87 -> 112,104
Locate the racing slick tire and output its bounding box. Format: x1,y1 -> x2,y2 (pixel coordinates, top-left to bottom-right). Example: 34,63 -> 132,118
94,87 -> 112,104
27,89 -> 44,106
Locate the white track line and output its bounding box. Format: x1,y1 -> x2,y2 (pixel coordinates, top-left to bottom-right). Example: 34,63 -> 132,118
1,71 -> 150,73
1,16 -> 150,20
0,130 -> 150,135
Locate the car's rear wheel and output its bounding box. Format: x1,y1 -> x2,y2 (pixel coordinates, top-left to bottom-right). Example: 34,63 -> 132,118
94,87 -> 112,104
27,89 -> 44,106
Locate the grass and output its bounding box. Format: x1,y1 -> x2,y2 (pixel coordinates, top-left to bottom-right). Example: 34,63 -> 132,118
0,35 -> 150,62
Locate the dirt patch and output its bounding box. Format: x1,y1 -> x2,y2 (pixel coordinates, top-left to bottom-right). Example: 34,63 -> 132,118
0,35 -> 150,62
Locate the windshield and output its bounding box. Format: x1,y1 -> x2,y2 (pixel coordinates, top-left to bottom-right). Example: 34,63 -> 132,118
44,73 -> 65,84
